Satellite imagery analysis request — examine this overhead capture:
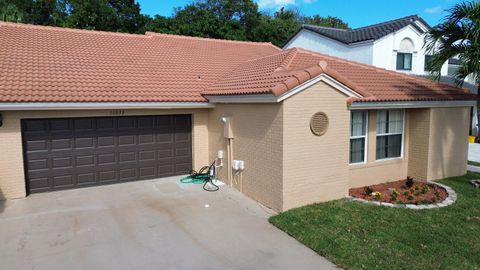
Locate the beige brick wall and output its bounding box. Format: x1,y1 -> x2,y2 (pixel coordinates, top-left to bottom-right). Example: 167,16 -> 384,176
282,81 -> 350,210
0,109 -> 209,200
349,110 -> 410,188
427,107 -> 469,180
208,103 -> 284,212
407,109 -> 431,180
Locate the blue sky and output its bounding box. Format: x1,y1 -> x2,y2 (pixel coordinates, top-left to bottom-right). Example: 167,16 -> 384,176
137,0 -> 464,28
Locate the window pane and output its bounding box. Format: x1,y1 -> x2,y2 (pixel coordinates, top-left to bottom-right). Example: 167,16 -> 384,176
350,138 -> 365,163
376,134 -> 402,159
388,110 -> 403,133
351,111 -> 366,137
376,110 -> 387,134
404,54 -> 412,70
425,55 -> 432,71
396,53 -> 404,70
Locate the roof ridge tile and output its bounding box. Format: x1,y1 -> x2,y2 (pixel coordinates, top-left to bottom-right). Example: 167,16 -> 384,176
145,31 -> 278,47
0,21 -> 150,38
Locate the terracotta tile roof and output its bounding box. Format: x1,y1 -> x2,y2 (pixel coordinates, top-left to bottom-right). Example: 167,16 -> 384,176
0,22 -> 474,105
203,48 -> 476,103
0,22 -> 279,103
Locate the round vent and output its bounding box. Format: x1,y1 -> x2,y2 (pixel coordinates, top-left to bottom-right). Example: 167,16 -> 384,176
310,112 -> 329,136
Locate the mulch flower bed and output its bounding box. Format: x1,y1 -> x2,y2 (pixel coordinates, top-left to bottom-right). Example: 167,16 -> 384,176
349,178 -> 448,205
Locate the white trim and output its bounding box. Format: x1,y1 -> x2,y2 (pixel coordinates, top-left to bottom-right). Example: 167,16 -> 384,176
0,102 -> 215,110
350,100 -> 476,110
277,74 -> 362,101
349,110 -> 369,165
375,109 -> 406,161
205,74 -> 362,104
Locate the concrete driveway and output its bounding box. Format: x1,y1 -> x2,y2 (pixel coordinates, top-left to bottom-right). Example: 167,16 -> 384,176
0,176 -> 337,270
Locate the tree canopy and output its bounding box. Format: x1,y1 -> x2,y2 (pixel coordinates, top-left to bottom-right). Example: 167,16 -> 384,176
0,0 -> 349,46
425,1 -> 480,88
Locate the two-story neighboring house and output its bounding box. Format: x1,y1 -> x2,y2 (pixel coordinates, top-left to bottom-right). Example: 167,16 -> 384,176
284,15 -> 477,92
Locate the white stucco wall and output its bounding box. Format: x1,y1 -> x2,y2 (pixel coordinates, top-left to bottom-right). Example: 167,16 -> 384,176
372,25 -> 448,76
285,25 -> 450,77
284,29 -> 373,65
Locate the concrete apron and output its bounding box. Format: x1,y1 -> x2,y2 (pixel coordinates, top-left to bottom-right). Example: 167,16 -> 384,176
0,176 -> 337,270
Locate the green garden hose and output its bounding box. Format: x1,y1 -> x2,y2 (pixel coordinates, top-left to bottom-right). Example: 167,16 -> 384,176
179,162 -> 219,191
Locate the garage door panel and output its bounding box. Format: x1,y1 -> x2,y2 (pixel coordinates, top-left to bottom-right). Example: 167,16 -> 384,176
175,163 -> 192,173
118,117 -> 136,129
138,134 -> 155,144
53,174 -> 74,186
28,169 -> 49,179
98,136 -> 116,147
98,153 -> 116,164
76,155 -> 95,166
139,150 -> 155,161
118,135 -> 135,145
158,165 -> 174,176
28,177 -> 50,189
119,168 -> 137,180
157,133 -> 173,143
119,152 -> 136,162
51,139 -> 73,150
25,140 -> 48,151
139,166 -> 156,178
23,115 -> 192,193
77,173 -> 96,184
52,157 -> 73,168
28,159 -> 48,170
96,118 -> 116,129
74,118 -> 95,130
99,170 -> 117,182
49,119 -> 71,131
75,137 -> 95,148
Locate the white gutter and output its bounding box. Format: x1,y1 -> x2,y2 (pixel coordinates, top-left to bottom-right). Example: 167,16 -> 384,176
349,100 -> 476,110
0,102 -> 215,110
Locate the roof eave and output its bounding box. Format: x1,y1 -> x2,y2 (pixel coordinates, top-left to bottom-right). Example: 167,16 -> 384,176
0,102 -> 215,110
349,100 -> 476,110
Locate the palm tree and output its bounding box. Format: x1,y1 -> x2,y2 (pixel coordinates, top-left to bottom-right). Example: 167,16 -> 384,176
424,1 -> 479,92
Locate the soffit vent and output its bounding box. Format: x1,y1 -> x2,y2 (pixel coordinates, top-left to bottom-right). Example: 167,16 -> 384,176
310,112 -> 329,136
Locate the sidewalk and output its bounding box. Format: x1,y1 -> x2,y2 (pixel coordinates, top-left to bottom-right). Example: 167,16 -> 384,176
468,143 -> 480,162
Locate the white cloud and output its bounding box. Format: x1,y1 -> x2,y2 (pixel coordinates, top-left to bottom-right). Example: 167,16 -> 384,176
424,6 -> 443,14
257,0 -> 296,8
303,0 -> 316,3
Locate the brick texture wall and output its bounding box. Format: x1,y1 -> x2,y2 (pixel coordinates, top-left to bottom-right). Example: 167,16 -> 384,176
427,107 -> 469,180
407,108 -> 431,180
208,103 -> 284,212
282,81 -> 350,210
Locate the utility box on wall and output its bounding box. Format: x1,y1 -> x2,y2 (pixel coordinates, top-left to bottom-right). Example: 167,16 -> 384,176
222,117 -> 234,138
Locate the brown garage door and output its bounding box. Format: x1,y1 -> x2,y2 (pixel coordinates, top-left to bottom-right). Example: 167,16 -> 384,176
22,115 -> 192,193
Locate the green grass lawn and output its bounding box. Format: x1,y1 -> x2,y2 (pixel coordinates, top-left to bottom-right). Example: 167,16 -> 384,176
468,160 -> 480,167
270,172 -> 480,270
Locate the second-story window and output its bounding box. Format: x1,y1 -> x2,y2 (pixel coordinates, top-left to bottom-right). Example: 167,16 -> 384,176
397,53 -> 412,70
397,38 -> 414,71
424,55 -> 433,71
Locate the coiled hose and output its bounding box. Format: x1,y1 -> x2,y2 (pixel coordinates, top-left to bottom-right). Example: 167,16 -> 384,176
179,162 -> 219,192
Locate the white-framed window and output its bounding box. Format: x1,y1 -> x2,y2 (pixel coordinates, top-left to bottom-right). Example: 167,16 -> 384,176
396,38 -> 414,71
376,109 -> 405,160
350,111 -> 368,164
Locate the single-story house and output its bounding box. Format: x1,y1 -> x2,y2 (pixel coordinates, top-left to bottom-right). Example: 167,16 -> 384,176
0,22 -> 475,212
